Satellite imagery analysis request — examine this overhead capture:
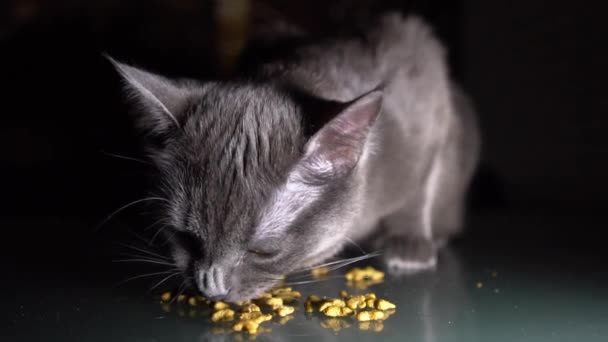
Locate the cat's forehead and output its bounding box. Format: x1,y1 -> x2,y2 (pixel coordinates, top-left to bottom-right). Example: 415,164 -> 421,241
160,84 -> 306,232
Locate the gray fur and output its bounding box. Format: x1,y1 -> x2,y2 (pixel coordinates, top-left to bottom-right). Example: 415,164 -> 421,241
110,13 -> 480,302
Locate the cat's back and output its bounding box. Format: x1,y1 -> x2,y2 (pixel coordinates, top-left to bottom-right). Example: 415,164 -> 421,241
240,13 -> 448,105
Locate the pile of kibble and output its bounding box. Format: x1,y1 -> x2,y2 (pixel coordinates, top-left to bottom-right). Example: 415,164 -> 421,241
158,266 -> 395,336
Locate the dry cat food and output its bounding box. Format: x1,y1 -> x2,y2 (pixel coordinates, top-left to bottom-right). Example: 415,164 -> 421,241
311,266 -> 330,278
345,266 -> 385,282
157,266 -> 395,335
307,291 -> 396,321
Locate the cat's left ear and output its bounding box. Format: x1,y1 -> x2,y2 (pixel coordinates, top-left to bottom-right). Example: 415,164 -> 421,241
298,89 -> 383,181
106,55 -> 190,135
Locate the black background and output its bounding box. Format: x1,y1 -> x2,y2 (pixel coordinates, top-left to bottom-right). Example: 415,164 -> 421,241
4,0 -> 607,281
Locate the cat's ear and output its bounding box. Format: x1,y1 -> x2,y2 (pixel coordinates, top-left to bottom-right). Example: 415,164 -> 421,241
298,90 -> 383,181
106,56 -> 189,135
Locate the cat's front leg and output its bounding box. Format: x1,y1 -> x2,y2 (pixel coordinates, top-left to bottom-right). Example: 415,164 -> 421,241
376,208 -> 439,274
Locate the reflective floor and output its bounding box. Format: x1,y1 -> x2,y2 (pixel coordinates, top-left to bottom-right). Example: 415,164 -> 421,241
9,210 -> 608,341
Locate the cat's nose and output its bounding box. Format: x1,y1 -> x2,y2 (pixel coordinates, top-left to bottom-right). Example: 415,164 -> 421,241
197,266 -> 229,298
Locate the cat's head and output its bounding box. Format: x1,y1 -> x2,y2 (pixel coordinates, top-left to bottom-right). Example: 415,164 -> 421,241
109,58 -> 382,302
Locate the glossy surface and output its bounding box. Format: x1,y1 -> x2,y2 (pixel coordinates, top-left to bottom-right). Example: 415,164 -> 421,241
10,210 -> 608,341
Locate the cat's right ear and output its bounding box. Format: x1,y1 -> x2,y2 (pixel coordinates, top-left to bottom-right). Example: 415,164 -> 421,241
106,55 -> 189,135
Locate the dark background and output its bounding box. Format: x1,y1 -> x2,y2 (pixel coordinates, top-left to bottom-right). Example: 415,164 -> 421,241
4,0 -> 606,282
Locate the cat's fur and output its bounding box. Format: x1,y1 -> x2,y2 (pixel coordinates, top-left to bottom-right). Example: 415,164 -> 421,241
109,13 -> 480,302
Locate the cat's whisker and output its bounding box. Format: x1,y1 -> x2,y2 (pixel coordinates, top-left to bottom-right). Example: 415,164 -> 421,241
116,242 -> 170,260
150,225 -> 170,245
100,150 -> 151,164
113,258 -> 176,267
149,272 -> 182,292
292,252 -> 381,275
115,269 -> 180,287
116,253 -> 171,264
95,197 -> 170,231
345,236 -> 367,255
284,276 -> 344,286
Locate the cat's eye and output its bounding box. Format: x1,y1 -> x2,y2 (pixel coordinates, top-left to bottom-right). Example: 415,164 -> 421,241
247,249 -> 275,258
248,239 -> 281,258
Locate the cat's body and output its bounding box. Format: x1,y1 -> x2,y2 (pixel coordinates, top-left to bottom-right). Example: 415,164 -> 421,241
109,13 -> 480,302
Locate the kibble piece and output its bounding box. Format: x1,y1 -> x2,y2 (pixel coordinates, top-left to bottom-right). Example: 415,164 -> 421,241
188,297 -> 198,306
177,294 -> 187,303
263,297 -> 284,310
238,312 -> 272,324
276,306 -> 295,317
240,303 -> 261,313
340,290 -> 349,298
356,310 -> 385,321
160,291 -> 172,302
345,266 -> 385,282
311,266 -> 330,278
322,305 -> 343,317
308,295 -> 322,302
366,298 -> 376,308
341,307 -> 354,316
319,299 -> 346,312
375,299 -> 396,310
346,295 -> 367,310
213,301 -> 230,311
211,308 -> 236,322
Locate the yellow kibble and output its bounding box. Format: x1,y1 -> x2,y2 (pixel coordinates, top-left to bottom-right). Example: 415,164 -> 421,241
244,321 -> 259,334
319,299 -> 345,312
322,305 -> 343,317
345,266 -> 385,282
375,299 -> 396,310
240,303 -> 261,313
308,295 -> 322,302
238,311 -> 272,324
341,307 -> 354,316
213,301 -> 230,311
305,301 -> 315,313
271,287 -> 293,295
366,298 -> 376,308
276,306 -> 295,317
356,310 -> 385,321
177,294 -> 187,303
263,297 -> 283,310
211,308 -> 235,322
346,295 -> 367,309
311,266 -> 330,278
340,290 -> 349,298
365,293 -> 377,300
160,291 -> 172,302
476,282 -> 483,289
188,297 -> 198,306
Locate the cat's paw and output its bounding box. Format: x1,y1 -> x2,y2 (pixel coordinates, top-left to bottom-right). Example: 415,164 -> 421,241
381,236 -> 437,274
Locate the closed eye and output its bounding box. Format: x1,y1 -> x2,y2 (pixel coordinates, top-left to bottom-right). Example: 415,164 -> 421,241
247,249 -> 275,258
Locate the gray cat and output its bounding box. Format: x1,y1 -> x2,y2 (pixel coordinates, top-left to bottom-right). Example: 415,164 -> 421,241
108,13 -> 480,302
